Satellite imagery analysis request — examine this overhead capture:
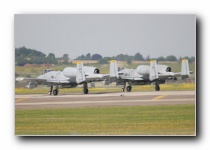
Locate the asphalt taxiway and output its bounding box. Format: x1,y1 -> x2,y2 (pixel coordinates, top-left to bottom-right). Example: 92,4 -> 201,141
15,91 -> 195,109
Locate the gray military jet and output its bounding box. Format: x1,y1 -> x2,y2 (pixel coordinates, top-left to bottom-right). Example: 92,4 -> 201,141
105,59 -> 191,92
16,62 -> 108,95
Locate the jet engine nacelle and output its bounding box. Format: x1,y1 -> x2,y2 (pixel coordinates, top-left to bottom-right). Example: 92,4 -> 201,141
157,65 -> 171,74
63,67 -> 77,78
84,67 -> 100,74
136,65 -> 150,75
136,65 -> 172,75
63,66 -> 100,78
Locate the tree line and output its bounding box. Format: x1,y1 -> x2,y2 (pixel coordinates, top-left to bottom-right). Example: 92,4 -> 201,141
15,46 -> 195,66
15,47 -> 70,66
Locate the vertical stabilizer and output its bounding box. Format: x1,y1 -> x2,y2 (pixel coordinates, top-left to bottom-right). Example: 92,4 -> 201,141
181,59 -> 190,76
149,60 -> 159,81
109,60 -> 119,78
76,62 -> 86,83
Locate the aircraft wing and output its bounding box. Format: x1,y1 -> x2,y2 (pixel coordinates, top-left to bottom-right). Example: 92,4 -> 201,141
158,72 -> 177,78
16,77 -> 70,84
119,77 -> 144,81
16,77 -> 47,83
85,74 -> 109,81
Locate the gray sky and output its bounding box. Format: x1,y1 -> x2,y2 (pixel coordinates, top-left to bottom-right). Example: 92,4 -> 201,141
15,14 -> 195,59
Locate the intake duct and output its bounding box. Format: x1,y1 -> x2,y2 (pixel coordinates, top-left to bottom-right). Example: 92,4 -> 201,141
94,69 -> 100,74
166,67 -> 171,72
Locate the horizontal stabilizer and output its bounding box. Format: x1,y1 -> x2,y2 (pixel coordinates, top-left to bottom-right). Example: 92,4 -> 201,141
16,77 -> 47,83
121,77 -> 144,80
85,74 -> 109,81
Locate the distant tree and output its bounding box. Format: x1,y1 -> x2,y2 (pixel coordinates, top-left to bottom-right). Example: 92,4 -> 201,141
98,58 -> 108,64
157,56 -> 165,61
116,54 -> 126,60
92,54 -> 102,60
86,53 -> 91,60
47,53 -> 55,59
134,53 -> 144,61
15,46 -> 46,58
16,57 -> 28,66
190,56 -> 195,63
63,54 -> 69,61
165,55 -> 177,61
98,57 -> 112,64
80,54 -> 85,60
145,55 -> 150,61
45,58 -> 57,64
15,46 -> 59,65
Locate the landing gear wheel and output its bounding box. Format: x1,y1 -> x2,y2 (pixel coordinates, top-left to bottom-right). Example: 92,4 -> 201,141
84,88 -> 89,94
49,86 -> 53,95
53,90 -> 58,95
155,85 -> 160,91
126,86 -> 132,92
121,88 -> 125,92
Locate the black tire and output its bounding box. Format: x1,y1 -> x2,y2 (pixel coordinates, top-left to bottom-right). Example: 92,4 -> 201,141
126,86 -> 132,92
155,85 -> 160,91
53,90 -> 58,95
84,88 -> 89,94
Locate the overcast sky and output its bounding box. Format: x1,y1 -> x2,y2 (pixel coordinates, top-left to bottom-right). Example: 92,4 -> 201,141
15,14 -> 195,59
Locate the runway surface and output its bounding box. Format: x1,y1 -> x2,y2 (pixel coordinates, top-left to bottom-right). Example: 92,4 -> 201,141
15,91 -> 195,109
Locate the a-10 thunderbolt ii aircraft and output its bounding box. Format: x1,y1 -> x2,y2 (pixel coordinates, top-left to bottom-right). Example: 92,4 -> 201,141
16,62 -> 108,95
104,59 -> 191,92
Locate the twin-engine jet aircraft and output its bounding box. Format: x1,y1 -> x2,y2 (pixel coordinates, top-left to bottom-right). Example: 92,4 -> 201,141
16,59 -> 191,95
16,62 -> 108,95
105,59 -> 191,92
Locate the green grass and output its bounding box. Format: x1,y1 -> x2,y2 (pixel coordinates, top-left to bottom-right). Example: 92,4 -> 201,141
15,105 -> 195,135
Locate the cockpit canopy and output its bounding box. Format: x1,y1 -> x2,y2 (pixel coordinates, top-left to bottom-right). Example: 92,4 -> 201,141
42,69 -> 53,74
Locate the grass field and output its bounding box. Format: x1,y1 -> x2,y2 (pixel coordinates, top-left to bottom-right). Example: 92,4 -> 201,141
15,105 -> 195,135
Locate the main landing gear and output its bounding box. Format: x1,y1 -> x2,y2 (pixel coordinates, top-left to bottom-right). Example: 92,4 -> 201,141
121,83 -> 132,92
155,82 -> 160,91
83,82 -> 89,94
49,85 -> 59,96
